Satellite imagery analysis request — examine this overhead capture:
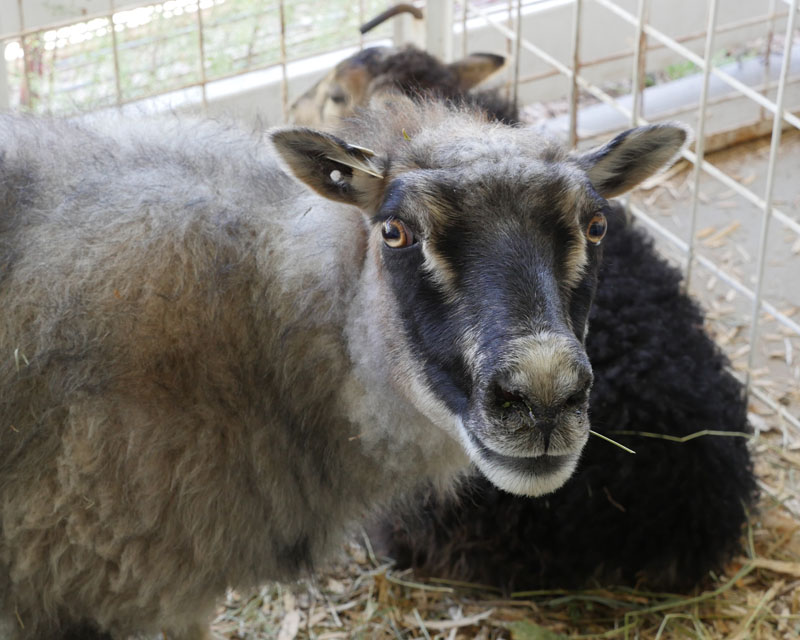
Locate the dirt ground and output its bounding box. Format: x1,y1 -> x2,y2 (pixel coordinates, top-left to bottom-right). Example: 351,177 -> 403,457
210,134 -> 800,640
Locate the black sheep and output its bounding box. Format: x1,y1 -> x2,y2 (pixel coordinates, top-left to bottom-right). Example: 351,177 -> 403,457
376,202 -> 756,590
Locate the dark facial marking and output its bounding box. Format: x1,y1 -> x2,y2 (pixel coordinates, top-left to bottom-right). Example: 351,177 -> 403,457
372,178 -> 408,224
381,242 -> 471,414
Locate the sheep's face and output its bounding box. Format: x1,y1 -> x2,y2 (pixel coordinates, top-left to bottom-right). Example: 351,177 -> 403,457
290,48 -> 381,127
290,46 -> 505,127
272,110 -> 688,496
374,174 -> 602,495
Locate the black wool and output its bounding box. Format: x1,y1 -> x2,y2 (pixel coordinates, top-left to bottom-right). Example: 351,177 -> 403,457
366,46 -> 519,124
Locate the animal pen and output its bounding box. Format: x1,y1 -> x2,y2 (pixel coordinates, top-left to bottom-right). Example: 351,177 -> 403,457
1,0 -> 799,638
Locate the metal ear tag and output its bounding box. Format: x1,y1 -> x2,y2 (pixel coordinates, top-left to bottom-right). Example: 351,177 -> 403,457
324,155 -> 384,179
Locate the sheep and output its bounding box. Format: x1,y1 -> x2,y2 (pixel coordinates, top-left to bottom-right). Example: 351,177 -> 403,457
290,45 -> 517,125
290,46 -> 757,591
0,102 -> 686,638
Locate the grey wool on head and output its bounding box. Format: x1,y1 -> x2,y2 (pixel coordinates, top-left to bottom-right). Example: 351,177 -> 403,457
0,102 -> 685,638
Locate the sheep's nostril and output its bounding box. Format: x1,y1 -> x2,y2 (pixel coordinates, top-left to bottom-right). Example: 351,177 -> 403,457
565,389 -> 589,408
565,372 -> 593,409
493,385 -> 528,411
490,383 -> 561,450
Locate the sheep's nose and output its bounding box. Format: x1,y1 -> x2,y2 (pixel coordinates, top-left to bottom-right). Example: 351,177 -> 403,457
490,326 -> 592,411
492,331 -> 592,412
492,368 -> 592,419
491,365 -> 591,450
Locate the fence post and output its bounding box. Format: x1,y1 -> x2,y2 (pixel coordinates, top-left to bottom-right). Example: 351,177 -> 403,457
426,0 -> 454,62
0,36 -> 9,109
630,0 -> 649,127
0,0 -> 10,107
684,0 -> 720,292
393,9 -> 425,47
567,0 -> 583,148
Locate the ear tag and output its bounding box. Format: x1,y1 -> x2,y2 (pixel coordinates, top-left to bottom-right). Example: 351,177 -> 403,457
323,155 -> 384,179
402,129 -> 411,141
346,143 -> 376,157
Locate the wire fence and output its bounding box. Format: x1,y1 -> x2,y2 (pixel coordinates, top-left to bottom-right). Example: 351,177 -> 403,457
453,0 -> 799,432
1,0 -> 797,429
0,0 -> 394,118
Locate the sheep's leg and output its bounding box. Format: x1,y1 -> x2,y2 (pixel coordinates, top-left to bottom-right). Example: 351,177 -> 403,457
60,622 -> 113,639
166,623 -> 213,640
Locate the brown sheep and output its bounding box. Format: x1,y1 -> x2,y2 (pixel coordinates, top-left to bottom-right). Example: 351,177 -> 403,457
290,45 -> 515,125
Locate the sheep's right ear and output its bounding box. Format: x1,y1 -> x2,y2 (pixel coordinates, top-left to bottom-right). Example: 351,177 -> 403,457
573,123 -> 689,198
271,128 -> 386,207
448,53 -> 506,90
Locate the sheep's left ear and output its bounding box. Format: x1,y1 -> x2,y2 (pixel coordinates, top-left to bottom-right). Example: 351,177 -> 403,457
573,124 -> 690,198
448,53 -> 506,90
271,127 -> 386,207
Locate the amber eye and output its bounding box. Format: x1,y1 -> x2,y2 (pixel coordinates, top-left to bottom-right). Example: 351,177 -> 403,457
586,213 -> 607,244
381,218 -> 415,248
329,91 -> 348,105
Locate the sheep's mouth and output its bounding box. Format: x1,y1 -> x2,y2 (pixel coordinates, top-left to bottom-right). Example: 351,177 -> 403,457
458,424 -> 583,497
464,428 -> 571,473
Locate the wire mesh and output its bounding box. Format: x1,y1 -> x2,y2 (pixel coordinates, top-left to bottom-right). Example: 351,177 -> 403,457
459,0 -> 799,430
0,0 -> 393,115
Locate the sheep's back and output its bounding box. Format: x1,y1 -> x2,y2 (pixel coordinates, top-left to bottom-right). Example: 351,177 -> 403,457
0,115 -> 289,441
0,115 -> 374,636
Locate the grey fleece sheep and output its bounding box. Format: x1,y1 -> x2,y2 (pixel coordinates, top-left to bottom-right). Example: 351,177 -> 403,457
0,104 -> 685,638
292,44 -> 756,593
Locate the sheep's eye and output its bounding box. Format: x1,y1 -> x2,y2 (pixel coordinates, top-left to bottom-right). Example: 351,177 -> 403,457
381,218 -> 415,248
329,91 -> 348,105
586,213 -> 607,244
